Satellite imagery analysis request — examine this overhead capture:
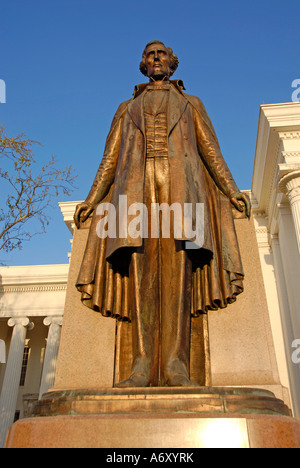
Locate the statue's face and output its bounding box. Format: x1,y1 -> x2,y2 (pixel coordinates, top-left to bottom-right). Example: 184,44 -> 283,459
144,43 -> 171,81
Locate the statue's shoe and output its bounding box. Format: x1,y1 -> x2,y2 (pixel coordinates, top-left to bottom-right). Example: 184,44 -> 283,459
167,374 -> 200,387
115,373 -> 150,388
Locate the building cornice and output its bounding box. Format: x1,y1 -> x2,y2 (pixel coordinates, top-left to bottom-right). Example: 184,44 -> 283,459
251,102 -> 300,235
0,264 -> 69,286
0,264 -> 69,299
0,284 -> 67,294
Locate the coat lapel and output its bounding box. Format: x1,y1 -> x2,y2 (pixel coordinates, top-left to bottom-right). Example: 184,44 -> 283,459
168,85 -> 188,135
127,92 -> 145,135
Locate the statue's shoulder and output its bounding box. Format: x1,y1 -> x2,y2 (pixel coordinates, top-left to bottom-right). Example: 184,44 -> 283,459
108,98 -> 133,133
183,92 -> 218,139
170,80 -> 206,116
182,93 -> 206,114
114,98 -> 133,118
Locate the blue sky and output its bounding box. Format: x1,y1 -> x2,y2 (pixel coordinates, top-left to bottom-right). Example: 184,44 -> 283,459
0,0 -> 299,266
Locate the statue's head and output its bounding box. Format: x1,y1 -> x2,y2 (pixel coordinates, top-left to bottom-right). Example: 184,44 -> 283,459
139,41 -> 179,81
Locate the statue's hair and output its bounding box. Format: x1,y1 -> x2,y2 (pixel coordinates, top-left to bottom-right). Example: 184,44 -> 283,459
139,40 -> 179,77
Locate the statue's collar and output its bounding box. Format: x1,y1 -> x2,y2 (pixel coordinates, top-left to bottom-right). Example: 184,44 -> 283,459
133,79 -> 186,98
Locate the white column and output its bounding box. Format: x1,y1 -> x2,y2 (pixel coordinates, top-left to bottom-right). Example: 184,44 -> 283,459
0,317 -> 34,448
279,170 -> 300,254
277,205 -> 300,339
271,235 -> 300,417
276,204 -> 300,417
39,316 -> 63,399
253,216 -> 290,390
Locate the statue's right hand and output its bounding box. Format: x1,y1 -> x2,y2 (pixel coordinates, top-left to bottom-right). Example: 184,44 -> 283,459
74,202 -> 94,229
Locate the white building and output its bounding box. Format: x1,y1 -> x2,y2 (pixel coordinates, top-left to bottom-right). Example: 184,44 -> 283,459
251,102 -> 300,417
0,102 -> 300,447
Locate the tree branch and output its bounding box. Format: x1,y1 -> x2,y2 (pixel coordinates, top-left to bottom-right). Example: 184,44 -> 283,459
0,126 -> 77,255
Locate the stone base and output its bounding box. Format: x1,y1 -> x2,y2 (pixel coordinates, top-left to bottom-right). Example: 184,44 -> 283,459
29,386 -> 291,418
5,413 -> 300,448
5,387 -> 300,448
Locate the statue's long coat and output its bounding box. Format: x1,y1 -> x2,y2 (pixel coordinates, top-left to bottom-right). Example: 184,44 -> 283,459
76,81 -> 244,319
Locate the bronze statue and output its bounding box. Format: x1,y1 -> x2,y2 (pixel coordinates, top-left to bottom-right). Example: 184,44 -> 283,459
74,41 -> 251,388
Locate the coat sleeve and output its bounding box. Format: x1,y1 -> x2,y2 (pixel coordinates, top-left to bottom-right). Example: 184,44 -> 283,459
188,95 -> 239,199
85,100 -> 131,207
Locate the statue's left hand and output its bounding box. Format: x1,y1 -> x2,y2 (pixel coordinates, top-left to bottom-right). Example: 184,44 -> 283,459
230,192 -> 251,218
74,202 -> 94,228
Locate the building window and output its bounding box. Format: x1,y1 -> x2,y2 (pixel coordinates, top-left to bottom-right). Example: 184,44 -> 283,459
19,345 -> 30,387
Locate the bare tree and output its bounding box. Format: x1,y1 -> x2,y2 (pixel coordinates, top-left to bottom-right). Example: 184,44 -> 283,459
0,125 -> 76,255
